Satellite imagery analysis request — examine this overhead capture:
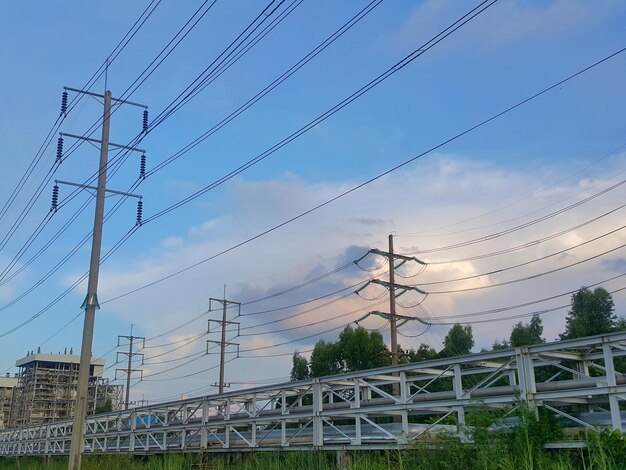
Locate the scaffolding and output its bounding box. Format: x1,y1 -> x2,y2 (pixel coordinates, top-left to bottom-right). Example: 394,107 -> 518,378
8,353 -> 121,428
0,376 -> 17,429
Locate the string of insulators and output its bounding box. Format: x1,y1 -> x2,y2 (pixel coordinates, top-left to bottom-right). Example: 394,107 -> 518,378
56,137 -> 64,163
142,110 -> 148,133
140,154 -> 146,179
136,200 -> 143,226
61,91 -> 68,116
51,185 -> 59,212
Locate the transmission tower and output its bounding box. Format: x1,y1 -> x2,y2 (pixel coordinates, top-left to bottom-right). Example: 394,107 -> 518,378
57,84 -> 148,470
355,234 -> 428,367
115,326 -> 145,410
207,297 -> 240,394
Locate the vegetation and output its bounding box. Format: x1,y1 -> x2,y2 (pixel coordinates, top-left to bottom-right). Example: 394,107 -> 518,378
439,323 -> 474,357
4,288 -> 626,470
292,287 -> 625,381
561,287 -> 618,340
93,397 -> 113,415
291,326 -> 390,380
3,423 -> 626,469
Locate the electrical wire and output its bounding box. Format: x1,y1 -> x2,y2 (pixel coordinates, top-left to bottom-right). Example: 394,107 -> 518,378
146,0 -> 385,176
428,242 -> 626,295
0,0 -> 162,254
97,45 -> 626,309
418,223 -> 626,287
141,0 -> 499,224
0,0 -> 299,306
407,178 -> 626,256
424,202 -> 626,265
397,142 -> 626,238
421,272 -> 626,321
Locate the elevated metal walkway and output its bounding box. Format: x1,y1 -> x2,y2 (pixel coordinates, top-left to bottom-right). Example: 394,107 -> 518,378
1,332 -> 625,456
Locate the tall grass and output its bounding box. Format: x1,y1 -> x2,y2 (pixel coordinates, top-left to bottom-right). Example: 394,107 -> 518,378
1,418 -> 625,470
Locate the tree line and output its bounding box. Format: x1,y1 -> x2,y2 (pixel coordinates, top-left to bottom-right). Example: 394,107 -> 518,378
290,286 -> 625,380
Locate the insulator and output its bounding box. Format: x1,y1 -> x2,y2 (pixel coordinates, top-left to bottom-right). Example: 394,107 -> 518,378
56,137 -> 64,163
142,110 -> 148,132
51,185 -> 59,212
136,200 -> 143,225
61,91 -> 68,115
139,154 -> 146,179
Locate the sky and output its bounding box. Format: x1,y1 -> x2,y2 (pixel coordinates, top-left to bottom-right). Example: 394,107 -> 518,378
0,0 -> 625,404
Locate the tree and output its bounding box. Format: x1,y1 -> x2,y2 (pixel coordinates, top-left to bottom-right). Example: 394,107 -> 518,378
338,326 -> 390,371
309,340 -> 343,377
510,314 -> 544,347
94,398 -> 113,415
440,324 -> 474,357
403,343 -> 438,363
560,287 -> 616,340
290,351 -> 309,381
305,326 -> 391,378
491,339 -> 510,351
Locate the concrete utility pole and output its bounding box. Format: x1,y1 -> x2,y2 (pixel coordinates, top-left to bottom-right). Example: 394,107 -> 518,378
59,85 -> 147,470
116,326 -> 145,410
68,90 -> 112,470
207,297 -> 240,394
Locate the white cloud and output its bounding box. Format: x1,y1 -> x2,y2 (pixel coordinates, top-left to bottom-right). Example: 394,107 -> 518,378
90,153 -> 626,401
383,0 -> 607,53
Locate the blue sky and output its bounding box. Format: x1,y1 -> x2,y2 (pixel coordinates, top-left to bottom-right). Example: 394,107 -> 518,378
0,0 -> 625,402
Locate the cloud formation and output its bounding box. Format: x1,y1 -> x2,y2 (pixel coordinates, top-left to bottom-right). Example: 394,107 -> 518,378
91,152 -> 626,401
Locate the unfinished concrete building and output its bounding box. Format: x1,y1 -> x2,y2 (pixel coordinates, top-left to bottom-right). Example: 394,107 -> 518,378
8,351 -> 121,428
0,375 -> 18,429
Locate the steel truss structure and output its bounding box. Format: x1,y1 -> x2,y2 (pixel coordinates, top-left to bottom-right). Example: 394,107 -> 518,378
1,332 -> 625,456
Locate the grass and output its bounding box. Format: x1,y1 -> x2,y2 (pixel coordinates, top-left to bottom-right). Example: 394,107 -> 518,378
2,416 -> 626,470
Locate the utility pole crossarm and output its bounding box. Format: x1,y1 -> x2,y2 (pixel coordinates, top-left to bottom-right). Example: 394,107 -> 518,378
63,86 -> 148,109
368,248 -> 426,265
368,310 -> 431,325
207,318 -> 240,336
370,278 -> 428,296
55,180 -> 142,199
60,132 -> 145,153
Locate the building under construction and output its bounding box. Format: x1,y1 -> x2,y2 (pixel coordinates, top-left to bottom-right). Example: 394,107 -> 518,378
0,375 -> 18,429
8,351 -> 121,428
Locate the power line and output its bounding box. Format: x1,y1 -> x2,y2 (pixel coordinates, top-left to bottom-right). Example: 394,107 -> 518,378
421,272 -> 626,321
424,202 -> 626,265
429,285 -> 626,326
407,178 -> 626,255
428,242 -> 626,295
142,0 -> 499,224
97,3 -> 502,310
396,142 -> 626,239
0,0 -> 298,304
0,0 -> 162,253
146,0 -> 385,176
419,223 -> 626,287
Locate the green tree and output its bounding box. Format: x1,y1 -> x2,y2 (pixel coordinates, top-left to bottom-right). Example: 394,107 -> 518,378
510,314 -> 544,347
440,324 -> 474,357
309,340 -> 343,377
338,326 -> 390,371
491,339 -> 510,350
560,287 -> 616,340
290,351 -> 309,381
94,398 -> 113,415
403,343 -> 438,363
